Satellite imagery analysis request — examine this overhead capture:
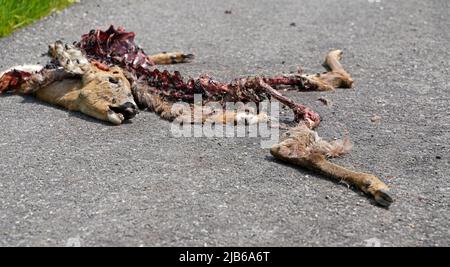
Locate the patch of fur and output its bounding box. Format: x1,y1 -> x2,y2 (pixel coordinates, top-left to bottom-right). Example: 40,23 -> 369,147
283,124 -> 352,158
312,134 -> 352,158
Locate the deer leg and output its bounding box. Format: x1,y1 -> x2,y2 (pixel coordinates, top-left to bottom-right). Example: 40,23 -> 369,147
0,66 -> 76,95
1,41 -> 88,95
311,158 -> 393,207
301,50 -> 354,91
149,52 -> 194,65
259,50 -> 353,92
270,126 -> 394,207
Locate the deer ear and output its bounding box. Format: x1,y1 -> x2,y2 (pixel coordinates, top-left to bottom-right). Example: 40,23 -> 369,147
48,41 -> 90,75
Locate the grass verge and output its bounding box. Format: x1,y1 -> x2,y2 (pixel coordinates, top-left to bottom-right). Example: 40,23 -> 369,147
0,0 -> 77,37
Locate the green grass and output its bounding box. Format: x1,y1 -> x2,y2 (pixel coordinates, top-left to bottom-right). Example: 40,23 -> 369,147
0,0 -> 77,37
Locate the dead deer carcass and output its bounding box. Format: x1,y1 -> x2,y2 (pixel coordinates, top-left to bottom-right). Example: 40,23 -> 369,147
0,26 -> 393,207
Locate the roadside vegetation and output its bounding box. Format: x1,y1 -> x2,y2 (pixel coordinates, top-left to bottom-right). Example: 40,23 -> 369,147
0,0 -> 77,37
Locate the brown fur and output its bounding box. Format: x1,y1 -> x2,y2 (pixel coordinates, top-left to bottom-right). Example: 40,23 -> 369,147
36,65 -> 135,124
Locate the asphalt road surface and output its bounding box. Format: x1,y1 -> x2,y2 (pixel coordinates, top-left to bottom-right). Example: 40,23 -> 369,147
0,0 -> 448,247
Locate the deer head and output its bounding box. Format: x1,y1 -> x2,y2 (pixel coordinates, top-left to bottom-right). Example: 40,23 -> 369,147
45,41 -> 139,124
75,64 -> 138,124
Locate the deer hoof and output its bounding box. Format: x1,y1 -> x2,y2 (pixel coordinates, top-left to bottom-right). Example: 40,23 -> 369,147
374,189 -> 394,207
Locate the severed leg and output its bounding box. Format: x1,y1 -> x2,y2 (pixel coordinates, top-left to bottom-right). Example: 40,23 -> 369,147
149,52 -> 195,65
270,125 -> 394,207
1,68 -> 35,94
262,50 -> 354,91
0,66 -> 76,95
302,50 -> 354,91
0,41 -> 89,95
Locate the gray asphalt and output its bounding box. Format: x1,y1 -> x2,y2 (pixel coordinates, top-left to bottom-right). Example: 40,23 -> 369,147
0,0 -> 449,247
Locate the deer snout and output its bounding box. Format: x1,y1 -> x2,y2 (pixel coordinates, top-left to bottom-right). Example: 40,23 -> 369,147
110,102 -> 139,120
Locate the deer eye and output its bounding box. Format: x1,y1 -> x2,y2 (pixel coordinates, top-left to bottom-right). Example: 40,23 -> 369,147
109,77 -> 119,84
